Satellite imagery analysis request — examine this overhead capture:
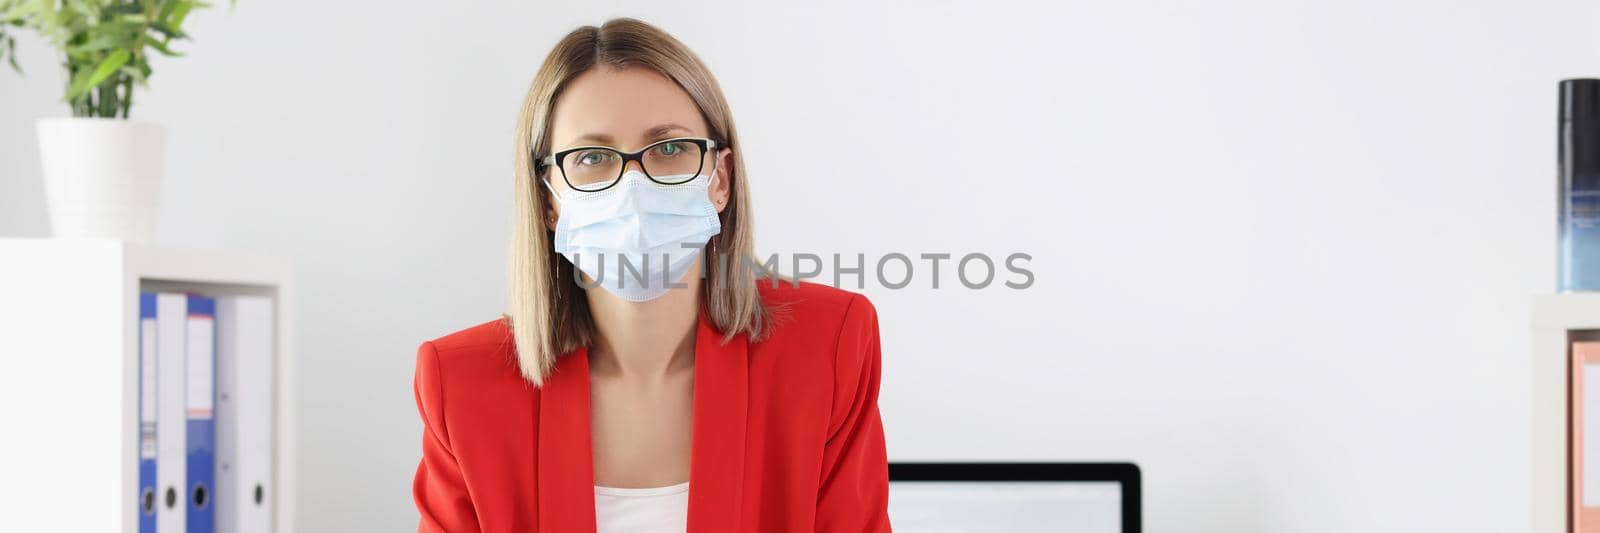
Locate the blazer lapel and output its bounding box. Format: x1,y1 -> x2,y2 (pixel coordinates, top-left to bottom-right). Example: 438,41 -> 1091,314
537,347 -> 597,533
534,312 -> 749,533
686,312 -> 750,532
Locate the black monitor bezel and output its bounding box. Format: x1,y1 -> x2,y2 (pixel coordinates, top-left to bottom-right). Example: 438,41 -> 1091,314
888,462 -> 1141,533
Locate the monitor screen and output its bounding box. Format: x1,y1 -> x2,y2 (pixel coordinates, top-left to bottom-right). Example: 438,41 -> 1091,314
889,480 -> 1122,533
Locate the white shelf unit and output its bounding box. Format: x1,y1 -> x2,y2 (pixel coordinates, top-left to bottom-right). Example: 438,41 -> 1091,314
1532,293 -> 1600,533
0,238 -> 296,532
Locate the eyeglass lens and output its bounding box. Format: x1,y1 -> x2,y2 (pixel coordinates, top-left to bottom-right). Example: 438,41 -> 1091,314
560,140 -> 706,191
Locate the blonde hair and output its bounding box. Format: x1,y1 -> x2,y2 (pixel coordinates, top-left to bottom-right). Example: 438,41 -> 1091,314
506,17 -> 775,386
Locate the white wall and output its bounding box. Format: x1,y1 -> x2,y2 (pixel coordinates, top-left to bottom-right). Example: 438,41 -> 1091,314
1,1 -> 1590,531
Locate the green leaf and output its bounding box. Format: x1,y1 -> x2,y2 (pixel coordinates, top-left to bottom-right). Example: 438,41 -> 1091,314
118,63 -> 145,84
2,34 -> 17,73
144,34 -> 181,56
101,4 -> 143,16
90,48 -> 131,82
65,20 -> 140,56
64,65 -> 92,101
75,32 -> 126,52
66,48 -> 128,99
165,0 -> 193,29
63,0 -> 95,19
3,1 -> 43,20
148,21 -> 185,40
109,19 -> 143,34
155,0 -> 175,22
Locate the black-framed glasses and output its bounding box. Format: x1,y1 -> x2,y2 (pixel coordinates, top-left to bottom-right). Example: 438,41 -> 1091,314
536,137 -> 719,193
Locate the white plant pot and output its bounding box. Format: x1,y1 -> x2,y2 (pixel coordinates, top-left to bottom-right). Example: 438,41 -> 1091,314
37,118 -> 165,242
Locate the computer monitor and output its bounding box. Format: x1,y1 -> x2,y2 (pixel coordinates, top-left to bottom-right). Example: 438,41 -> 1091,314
888,462 -> 1141,533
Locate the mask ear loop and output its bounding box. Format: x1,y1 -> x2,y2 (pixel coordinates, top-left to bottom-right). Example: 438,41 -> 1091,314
709,142 -> 725,284
706,234 -> 715,295
699,145 -> 721,294
708,146 -> 722,186
540,178 -> 565,204
538,173 -> 571,301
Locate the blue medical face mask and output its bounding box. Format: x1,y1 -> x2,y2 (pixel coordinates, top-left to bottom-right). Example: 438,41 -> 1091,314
549,170 -> 723,302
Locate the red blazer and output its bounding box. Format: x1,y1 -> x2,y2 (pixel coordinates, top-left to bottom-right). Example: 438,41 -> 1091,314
412,281 -> 891,532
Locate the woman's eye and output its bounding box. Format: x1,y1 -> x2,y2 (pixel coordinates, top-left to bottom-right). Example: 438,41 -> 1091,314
577,151 -> 612,166
654,142 -> 686,157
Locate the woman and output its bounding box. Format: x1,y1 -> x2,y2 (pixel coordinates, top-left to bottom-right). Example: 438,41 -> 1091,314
411,18 -> 891,533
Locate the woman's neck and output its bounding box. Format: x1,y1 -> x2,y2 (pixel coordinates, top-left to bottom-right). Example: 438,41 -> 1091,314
584,259 -> 702,379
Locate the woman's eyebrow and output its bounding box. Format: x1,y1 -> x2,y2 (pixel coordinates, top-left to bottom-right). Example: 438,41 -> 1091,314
643,123 -> 693,139
569,123 -> 694,148
573,132 -> 615,145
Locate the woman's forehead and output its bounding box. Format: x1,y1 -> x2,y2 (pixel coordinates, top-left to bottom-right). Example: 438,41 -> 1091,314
549,66 -> 709,149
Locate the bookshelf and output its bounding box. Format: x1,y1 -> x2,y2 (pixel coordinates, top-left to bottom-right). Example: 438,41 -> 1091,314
0,238 -> 296,532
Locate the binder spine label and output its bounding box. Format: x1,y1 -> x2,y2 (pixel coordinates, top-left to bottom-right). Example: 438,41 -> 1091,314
188,314 -> 215,416
140,318 -> 157,459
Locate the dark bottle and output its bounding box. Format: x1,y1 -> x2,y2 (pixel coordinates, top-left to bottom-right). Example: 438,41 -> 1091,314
1560,79 -> 1600,291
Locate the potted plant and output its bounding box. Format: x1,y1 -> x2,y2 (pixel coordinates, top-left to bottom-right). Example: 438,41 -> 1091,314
1,1 -> 228,242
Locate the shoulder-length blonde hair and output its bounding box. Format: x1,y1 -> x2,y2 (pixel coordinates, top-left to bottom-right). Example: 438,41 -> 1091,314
506,17 -> 774,386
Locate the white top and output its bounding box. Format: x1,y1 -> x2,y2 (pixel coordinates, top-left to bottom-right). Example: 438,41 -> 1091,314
594,481 -> 690,533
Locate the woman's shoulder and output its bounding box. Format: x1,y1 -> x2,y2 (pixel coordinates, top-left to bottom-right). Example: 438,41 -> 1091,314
424,316 -> 515,357
412,317 -> 532,456
755,279 -> 879,345
414,316 -> 523,391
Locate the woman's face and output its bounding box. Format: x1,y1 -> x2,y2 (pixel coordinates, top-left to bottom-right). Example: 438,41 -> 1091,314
544,66 -> 732,230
